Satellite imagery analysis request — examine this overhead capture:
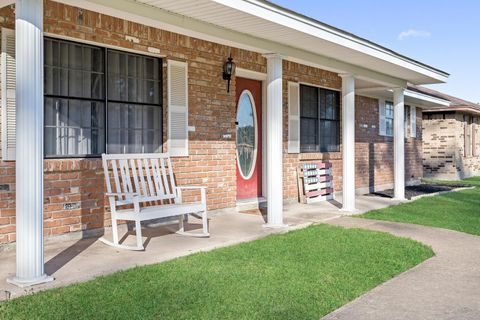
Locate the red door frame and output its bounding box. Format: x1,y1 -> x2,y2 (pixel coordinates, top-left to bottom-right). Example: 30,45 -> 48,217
236,77 -> 262,200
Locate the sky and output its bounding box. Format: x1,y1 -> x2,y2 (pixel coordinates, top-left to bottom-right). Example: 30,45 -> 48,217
270,0 -> 480,103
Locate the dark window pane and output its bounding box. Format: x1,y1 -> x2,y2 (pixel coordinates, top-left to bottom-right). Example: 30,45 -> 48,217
44,38 -> 105,100
107,103 -> 162,154
43,97 -> 105,157
300,85 -> 318,118
107,50 -> 162,105
69,43 -> 83,70
320,120 -> 340,152
300,118 -> 319,152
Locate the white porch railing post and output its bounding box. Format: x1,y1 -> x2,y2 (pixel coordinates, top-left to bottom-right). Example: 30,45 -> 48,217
264,54 -> 285,227
7,0 -> 53,287
394,88 -> 406,200
340,74 -> 356,212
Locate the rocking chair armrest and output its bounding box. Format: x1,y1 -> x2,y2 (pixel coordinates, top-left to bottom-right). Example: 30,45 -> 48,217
106,192 -> 141,213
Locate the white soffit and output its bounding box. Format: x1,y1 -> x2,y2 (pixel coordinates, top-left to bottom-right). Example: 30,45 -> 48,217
136,0 -> 448,84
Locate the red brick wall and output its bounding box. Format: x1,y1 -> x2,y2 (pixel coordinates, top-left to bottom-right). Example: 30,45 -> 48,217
0,1 -> 423,245
0,1 -> 268,244
354,96 -> 423,192
423,112 -> 480,179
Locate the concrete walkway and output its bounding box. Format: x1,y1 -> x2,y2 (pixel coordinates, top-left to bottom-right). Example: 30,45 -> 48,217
322,217 -> 480,320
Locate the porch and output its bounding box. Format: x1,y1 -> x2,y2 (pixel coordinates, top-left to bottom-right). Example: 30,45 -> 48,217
0,194 -> 406,300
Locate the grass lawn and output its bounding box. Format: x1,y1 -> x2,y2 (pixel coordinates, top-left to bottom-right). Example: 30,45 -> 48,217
0,225 -> 433,320
361,177 -> 480,236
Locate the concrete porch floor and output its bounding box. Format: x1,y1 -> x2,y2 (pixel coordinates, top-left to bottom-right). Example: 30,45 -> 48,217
0,194 -> 405,301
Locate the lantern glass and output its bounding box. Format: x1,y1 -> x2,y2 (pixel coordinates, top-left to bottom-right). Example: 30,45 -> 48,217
224,58 -> 235,76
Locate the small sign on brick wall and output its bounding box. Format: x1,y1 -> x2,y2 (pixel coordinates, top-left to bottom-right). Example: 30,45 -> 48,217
0,184 -> 10,191
64,202 -> 81,210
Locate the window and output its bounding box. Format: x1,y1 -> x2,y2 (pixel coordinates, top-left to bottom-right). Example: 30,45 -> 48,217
44,40 -> 106,156
107,50 -> 162,154
385,101 -> 394,137
300,84 -> 340,152
44,38 -> 163,157
380,103 -> 415,138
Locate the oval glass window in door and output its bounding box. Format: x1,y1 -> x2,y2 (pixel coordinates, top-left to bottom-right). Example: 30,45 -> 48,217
236,90 -> 257,179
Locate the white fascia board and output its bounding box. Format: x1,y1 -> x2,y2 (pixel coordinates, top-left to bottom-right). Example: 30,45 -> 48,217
58,0 -> 406,87
236,67 -> 267,81
405,89 -> 450,107
215,0 -> 448,83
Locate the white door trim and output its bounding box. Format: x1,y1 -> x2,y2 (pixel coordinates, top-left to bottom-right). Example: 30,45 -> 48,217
236,68 -> 267,81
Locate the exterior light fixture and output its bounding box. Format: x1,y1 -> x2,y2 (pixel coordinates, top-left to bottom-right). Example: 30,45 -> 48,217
223,54 -> 236,93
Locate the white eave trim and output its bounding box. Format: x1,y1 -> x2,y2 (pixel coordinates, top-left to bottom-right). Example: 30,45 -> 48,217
405,89 -> 451,107
215,0 -> 449,82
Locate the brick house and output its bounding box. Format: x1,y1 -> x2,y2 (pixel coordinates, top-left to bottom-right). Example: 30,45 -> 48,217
0,0 -> 449,286
410,86 -> 480,179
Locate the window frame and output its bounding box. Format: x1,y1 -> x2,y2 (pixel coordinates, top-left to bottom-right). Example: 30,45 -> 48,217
384,101 -> 394,137
299,83 -> 341,153
43,37 -> 163,159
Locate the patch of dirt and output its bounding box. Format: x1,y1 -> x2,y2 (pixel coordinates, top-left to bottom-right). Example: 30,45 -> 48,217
365,184 -> 470,200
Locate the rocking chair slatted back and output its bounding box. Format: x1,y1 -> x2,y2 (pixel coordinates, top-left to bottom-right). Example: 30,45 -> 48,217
102,153 -> 178,205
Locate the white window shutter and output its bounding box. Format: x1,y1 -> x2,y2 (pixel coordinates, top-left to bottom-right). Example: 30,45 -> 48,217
287,82 -> 300,153
410,106 -> 417,138
167,60 -> 188,157
378,99 -> 386,136
1,28 -> 16,161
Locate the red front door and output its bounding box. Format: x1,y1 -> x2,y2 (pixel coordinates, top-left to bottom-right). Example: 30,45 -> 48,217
236,77 -> 262,200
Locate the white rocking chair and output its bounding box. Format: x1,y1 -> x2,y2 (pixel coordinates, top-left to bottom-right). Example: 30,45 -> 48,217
100,153 -> 209,251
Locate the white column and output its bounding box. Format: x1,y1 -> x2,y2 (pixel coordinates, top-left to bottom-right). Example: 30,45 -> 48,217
264,54 -> 285,227
393,88 -> 406,200
7,0 -> 53,288
340,74 -> 356,212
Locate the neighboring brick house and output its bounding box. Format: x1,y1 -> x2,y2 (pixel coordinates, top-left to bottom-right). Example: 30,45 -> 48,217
0,0 -> 450,286
410,86 -> 480,179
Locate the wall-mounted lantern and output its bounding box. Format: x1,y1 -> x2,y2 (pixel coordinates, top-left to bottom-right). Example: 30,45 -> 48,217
222,54 -> 236,93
